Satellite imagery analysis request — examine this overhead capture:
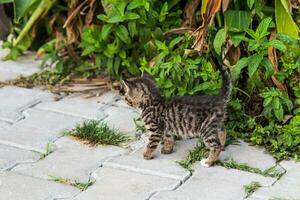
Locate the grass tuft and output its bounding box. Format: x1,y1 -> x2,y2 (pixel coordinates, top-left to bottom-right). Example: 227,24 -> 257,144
176,141 -> 208,171
40,143 -> 56,159
243,181 -> 261,198
177,142 -> 285,178
65,120 -> 130,146
217,158 -> 284,178
49,175 -> 95,190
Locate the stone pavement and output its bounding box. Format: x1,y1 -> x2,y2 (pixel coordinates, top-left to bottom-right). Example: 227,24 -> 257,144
0,51 -> 300,200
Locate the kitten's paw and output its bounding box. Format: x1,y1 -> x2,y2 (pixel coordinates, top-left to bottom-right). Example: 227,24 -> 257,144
143,149 -> 154,160
161,147 -> 173,154
200,158 -> 210,168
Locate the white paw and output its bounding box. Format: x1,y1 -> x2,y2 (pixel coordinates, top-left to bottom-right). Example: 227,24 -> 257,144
200,158 -> 210,168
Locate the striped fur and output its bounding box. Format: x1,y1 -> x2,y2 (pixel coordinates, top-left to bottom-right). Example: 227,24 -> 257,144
122,66 -> 231,167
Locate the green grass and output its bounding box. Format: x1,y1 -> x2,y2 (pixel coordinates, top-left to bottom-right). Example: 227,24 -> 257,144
176,141 -> 208,171
65,120 -> 131,146
243,181 -> 261,198
217,158 -> 284,178
49,175 -> 95,190
177,142 -> 285,178
40,143 -> 56,159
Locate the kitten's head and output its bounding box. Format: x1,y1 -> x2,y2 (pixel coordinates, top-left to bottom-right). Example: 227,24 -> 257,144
121,72 -> 160,109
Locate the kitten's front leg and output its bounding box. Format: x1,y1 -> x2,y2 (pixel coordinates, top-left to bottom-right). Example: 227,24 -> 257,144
144,125 -> 163,160
161,133 -> 174,154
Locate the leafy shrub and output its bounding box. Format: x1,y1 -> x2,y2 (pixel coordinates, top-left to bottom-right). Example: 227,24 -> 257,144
251,116 -> 300,160
1,0 -> 300,160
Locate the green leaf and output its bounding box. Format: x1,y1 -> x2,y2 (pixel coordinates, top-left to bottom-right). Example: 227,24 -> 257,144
126,12 -> 140,20
275,0 -> 299,39
169,36 -> 183,49
248,54 -> 264,78
261,58 -> 274,78
273,98 -> 280,109
266,39 -> 287,52
231,57 -> 250,80
107,15 -> 126,23
0,0 -> 13,3
81,46 -> 95,56
213,28 -> 226,55
293,107 -> 300,115
155,40 -> 168,51
247,0 -> 255,9
127,0 -> 143,10
97,14 -> 109,22
263,97 -> 272,107
256,17 -> 272,38
274,103 -> 284,120
128,21 -> 137,37
116,25 -> 131,44
159,2 -> 168,22
101,24 -> 114,40
113,56 -> 121,76
14,0 -> 39,21
224,10 -> 252,32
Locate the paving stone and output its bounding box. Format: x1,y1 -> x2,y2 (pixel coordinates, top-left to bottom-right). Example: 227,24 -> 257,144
0,86 -> 55,123
103,106 -> 139,135
0,172 -> 80,200
220,140 -> 276,170
13,137 -> 127,182
36,94 -> 107,120
111,98 -> 133,109
0,124 -> 60,153
0,51 -> 41,81
17,108 -> 84,132
104,139 -> 198,181
97,91 -> 120,104
0,120 -> 10,131
73,167 -> 180,200
0,144 -> 40,171
152,163 -> 276,200
249,160 -> 300,200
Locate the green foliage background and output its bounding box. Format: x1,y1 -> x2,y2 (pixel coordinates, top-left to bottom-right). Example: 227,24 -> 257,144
1,0 -> 300,160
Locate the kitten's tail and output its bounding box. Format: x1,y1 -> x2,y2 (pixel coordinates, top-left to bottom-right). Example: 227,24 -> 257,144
216,63 -> 232,102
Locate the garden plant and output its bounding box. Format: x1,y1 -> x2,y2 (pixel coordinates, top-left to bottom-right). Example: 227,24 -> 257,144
0,0 -> 299,160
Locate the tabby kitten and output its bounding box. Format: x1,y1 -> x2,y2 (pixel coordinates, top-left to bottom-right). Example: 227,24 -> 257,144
122,63 -> 231,167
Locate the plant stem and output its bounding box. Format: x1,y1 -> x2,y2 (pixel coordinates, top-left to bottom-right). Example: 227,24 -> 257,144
13,0 -> 56,46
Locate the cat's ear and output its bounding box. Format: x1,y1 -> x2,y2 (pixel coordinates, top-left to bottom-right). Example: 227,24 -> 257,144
121,79 -> 133,93
141,71 -> 156,84
141,71 -> 152,79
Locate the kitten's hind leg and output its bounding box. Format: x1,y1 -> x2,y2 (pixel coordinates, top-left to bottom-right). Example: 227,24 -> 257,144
161,133 -> 174,154
218,129 -> 226,151
200,131 -> 223,167
144,131 -> 163,160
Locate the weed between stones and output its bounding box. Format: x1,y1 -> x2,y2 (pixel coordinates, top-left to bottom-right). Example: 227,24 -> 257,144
243,181 -> 261,198
177,141 -> 285,178
64,120 -> 131,146
49,175 -> 95,190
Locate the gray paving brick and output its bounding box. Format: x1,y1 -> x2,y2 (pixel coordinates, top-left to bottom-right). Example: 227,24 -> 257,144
152,164 -> 276,200
249,160 -> 300,200
0,172 -> 80,200
104,139 -> 198,181
0,86 -> 55,123
17,108 -> 84,132
73,167 -> 180,200
221,140 -> 276,170
13,137 -> 127,182
36,94 -> 107,120
0,51 -> 41,81
103,106 -> 139,135
0,124 -> 59,153
0,144 -> 40,171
